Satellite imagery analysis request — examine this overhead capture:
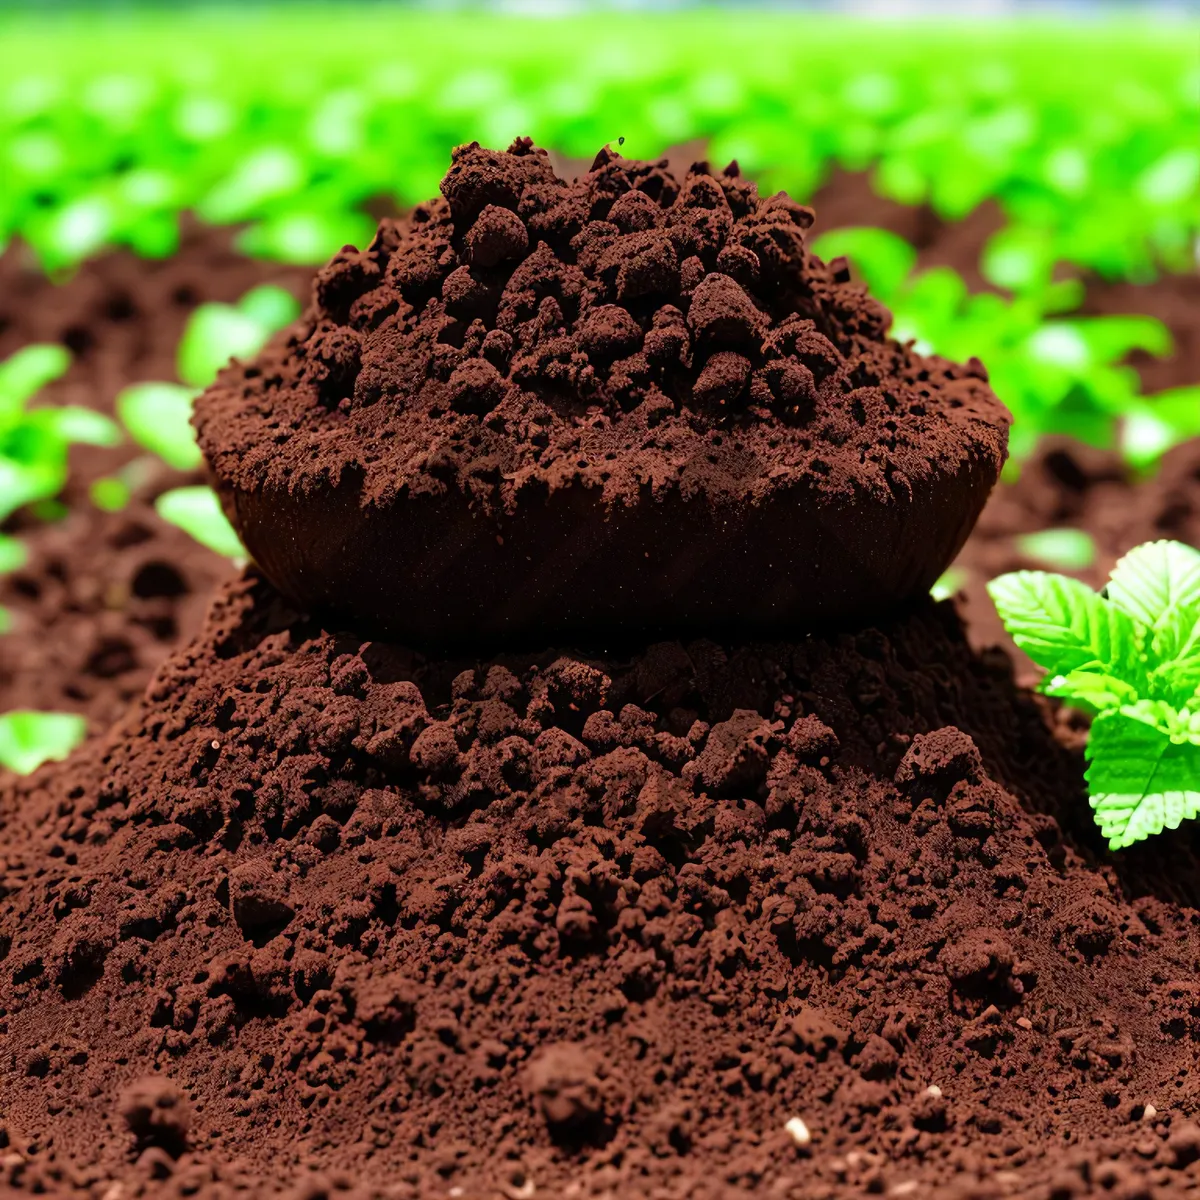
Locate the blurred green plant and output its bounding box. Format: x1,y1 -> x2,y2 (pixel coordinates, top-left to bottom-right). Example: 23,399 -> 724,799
0,14 -> 1193,281
810,226 -> 1189,468
155,486 -> 243,559
0,344 -> 120,523
117,285 -> 293,558
117,282 -> 298,476
0,709 -> 87,774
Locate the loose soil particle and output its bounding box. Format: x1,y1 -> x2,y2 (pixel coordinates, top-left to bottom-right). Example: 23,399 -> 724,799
196,141 -> 1008,646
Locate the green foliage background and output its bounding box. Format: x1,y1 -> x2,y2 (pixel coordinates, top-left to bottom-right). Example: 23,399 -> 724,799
1,11 -> 1195,278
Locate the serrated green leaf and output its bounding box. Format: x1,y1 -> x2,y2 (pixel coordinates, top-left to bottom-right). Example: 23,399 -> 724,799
987,570 -> 1142,683
1107,540 -> 1200,630
116,382 -> 202,471
0,710 -> 86,775
1107,541 -> 1200,695
1087,707 -> 1200,849
155,486 -> 245,559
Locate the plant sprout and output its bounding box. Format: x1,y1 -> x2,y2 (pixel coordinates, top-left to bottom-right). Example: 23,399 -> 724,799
990,540 -> 1200,849
0,344 -> 121,524
155,486 -> 244,560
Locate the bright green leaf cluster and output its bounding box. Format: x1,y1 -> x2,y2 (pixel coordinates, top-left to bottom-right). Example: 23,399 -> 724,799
989,541 -> 1200,850
0,14 -> 1194,281
0,344 -> 121,525
809,226 -> 1187,468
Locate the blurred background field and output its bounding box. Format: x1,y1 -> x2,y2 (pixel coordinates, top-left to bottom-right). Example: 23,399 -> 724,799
0,4 -> 1196,769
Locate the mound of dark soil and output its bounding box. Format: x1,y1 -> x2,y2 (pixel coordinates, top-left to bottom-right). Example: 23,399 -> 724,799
196,141 -> 1008,647
2,573 -> 1199,1200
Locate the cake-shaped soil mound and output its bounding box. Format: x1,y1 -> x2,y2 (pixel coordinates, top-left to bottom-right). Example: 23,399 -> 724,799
196,140 -> 1009,647
3,573 -> 1199,1200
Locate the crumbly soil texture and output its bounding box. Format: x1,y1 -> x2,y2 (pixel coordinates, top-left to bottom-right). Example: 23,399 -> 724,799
0,155 -> 1198,1200
4,570 -> 1200,1200
196,142 -> 1006,645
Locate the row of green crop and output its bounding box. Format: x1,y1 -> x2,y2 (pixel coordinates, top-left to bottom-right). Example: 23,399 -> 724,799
1,12 -> 1196,282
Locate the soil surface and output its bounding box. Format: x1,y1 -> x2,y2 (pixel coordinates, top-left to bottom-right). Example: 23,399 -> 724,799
0,160 -> 1196,1200
0,171 -> 1191,740
3,570 -> 1200,1200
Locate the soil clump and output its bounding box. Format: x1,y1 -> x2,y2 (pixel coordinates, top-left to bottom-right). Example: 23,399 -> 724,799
196,141 -> 1008,646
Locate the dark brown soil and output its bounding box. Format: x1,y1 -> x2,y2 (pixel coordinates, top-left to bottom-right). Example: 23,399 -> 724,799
4,569 -> 1200,1200
0,163 -> 1196,1200
196,143 -> 1007,647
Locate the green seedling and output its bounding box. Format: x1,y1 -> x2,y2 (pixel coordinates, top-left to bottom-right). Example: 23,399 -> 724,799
930,565 -> 968,602
117,282 -> 299,488
989,540 -> 1200,850
155,486 -> 244,560
0,344 -> 120,524
0,710 -> 87,775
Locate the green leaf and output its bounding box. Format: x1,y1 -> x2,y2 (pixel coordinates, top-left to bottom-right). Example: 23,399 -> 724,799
0,344 -> 70,419
155,486 -> 245,559
236,284 -> 301,332
1107,540 -> 1200,631
1043,669 -> 1138,714
1015,528 -> 1096,571
27,405 -> 121,447
1107,541 -> 1200,693
808,227 -> 917,301
116,382 -> 202,470
89,476 -> 130,512
930,565 -> 968,602
0,534 -> 27,574
1087,707 -> 1200,849
0,710 -> 86,775
987,570 -> 1142,681
177,306 -> 269,391
0,457 -> 63,524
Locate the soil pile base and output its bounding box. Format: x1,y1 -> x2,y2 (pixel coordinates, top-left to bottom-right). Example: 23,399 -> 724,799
2,574 -> 1200,1199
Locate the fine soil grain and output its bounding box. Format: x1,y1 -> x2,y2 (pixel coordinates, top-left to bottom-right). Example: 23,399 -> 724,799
2,574 -> 1200,1199
196,141 -> 1008,645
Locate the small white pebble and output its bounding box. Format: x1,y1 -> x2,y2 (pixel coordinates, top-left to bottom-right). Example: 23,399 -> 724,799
1016,1017 -> 1033,1031
784,1116 -> 812,1147
1144,1104 -> 1158,1121
924,1085 -> 943,1098
889,1183 -> 919,1197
